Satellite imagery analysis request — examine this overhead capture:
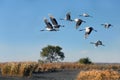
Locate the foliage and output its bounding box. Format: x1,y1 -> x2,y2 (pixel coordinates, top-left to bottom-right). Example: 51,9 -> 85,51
38,59 -> 44,64
76,69 -> 120,80
1,62 -> 120,77
40,45 -> 65,63
78,57 -> 92,64
1,62 -> 38,77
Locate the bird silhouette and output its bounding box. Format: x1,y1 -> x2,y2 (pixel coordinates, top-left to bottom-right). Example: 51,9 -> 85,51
40,17 -> 59,31
60,12 -> 74,21
79,13 -> 92,17
49,14 -> 64,29
74,18 -> 86,29
101,23 -> 113,29
90,40 -> 105,47
79,27 -> 97,39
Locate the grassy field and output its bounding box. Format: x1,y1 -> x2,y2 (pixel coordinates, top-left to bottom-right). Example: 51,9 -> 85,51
0,62 -> 120,80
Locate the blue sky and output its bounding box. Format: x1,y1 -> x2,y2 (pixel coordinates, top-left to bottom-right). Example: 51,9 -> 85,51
0,0 -> 120,62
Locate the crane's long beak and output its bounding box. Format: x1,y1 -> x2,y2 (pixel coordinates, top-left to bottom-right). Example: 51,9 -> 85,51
40,29 -> 44,31
101,24 -> 104,26
61,25 -> 64,27
60,18 -> 64,20
90,42 -> 95,44
70,19 -> 74,21
89,16 -> 93,18
111,25 -> 113,27
79,29 -> 85,31
83,21 -> 86,23
79,15 -> 82,16
94,29 -> 97,32
102,44 -> 105,46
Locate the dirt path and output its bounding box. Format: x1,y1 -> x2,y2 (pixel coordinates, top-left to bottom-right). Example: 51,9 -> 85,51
0,69 -> 80,80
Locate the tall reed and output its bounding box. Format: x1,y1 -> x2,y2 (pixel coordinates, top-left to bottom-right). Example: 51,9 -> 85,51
76,69 -> 120,80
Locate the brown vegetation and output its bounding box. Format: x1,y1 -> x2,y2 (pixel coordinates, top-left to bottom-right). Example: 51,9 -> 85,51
0,62 -> 120,77
0,62 -> 38,77
76,69 -> 120,80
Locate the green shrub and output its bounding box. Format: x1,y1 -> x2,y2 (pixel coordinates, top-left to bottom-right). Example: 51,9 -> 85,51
78,57 -> 92,64
38,59 -> 44,64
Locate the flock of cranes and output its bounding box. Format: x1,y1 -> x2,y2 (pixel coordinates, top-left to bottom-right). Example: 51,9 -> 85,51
40,12 -> 113,47
40,15 -> 64,31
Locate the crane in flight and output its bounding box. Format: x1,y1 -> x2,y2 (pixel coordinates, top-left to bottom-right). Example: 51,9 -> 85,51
79,27 -> 97,39
90,40 -> 105,47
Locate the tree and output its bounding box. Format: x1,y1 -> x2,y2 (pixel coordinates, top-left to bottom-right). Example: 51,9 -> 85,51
40,45 -> 65,63
78,57 -> 92,64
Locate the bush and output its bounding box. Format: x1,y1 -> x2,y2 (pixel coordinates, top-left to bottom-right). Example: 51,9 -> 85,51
38,59 -> 44,64
76,69 -> 120,80
1,62 -> 38,77
78,57 -> 92,64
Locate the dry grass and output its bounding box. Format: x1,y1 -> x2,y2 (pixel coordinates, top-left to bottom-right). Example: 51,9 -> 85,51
1,62 -> 38,77
76,69 -> 120,80
0,62 -> 120,77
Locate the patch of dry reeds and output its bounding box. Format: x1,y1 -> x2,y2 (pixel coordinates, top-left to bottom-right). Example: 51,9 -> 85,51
1,62 -> 38,77
76,69 -> 120,80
